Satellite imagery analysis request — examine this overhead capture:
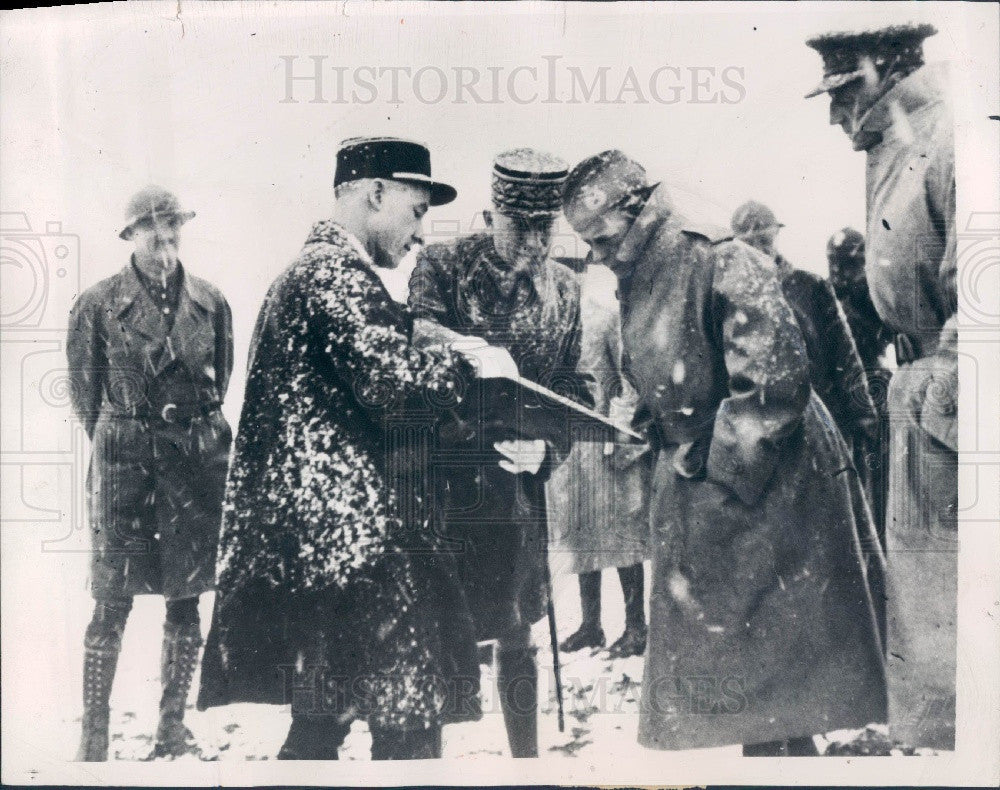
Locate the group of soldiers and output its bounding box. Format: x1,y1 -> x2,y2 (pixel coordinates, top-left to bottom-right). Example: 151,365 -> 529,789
67,22 -> 956,762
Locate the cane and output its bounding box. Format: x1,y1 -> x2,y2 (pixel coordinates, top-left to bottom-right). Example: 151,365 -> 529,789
543,551 -> 565,733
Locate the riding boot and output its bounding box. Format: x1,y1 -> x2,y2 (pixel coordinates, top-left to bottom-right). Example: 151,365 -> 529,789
607,563 -> 647,659
151,622 -> 202,758
369,725 -> 443,760
278,715 -> 351,760
559,571 -> 605,652
497,646 -> 538,758
75,638 -> 122,761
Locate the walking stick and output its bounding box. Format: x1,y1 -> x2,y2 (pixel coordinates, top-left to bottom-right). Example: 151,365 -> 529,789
543,549 -> 565,733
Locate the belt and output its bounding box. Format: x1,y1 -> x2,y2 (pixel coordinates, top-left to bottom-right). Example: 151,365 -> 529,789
110,402 -> 220,424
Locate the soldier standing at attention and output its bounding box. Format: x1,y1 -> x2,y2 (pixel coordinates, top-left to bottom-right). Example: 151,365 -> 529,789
67,187 -> 234,760
806,24 -> 958,750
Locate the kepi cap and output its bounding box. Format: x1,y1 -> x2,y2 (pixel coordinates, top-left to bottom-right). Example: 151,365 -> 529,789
491,148 -> 568,218
335,136 -> 456,206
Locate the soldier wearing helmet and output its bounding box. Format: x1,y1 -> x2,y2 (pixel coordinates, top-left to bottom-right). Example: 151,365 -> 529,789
67,186 -> 234,760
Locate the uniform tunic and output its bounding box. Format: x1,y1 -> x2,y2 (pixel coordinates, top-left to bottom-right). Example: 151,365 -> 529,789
614,186 -> 886,750
545,264 -> 651,576
857,62 -> 957,750
67,261 -> 233,601
409,232 -> 588,641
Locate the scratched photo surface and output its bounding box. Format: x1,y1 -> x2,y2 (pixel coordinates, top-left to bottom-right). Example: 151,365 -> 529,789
1,1 -> 997,787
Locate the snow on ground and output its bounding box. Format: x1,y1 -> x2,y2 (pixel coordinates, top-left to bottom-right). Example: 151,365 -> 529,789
18,550 -> 892,765
45,564 -> 718,763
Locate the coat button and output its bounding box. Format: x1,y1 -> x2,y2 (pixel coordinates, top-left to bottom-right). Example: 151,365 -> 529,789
163,307 -> 171,314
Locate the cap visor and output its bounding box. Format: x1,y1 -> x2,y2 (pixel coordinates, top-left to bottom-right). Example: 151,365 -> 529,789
428,181 -> 457,206
804,71 -> 864,99
391,175 -> 457,206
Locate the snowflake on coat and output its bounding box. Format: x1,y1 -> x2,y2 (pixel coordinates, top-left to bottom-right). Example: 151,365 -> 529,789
216,220 -> 468,598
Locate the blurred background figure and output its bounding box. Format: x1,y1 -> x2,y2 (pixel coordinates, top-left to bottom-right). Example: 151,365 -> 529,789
547,261 -> 651,660
827,226 -> 893,548
731,201 -> 878,455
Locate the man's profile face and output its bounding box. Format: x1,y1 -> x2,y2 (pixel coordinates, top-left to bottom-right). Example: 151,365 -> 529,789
827,63 -> 883,139
565,202 -> 634,275
368,181 -> 429,269
486,211 -> 555,274
131,215 -> 182,268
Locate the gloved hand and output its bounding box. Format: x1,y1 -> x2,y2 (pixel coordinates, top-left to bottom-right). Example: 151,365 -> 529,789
452,338 -> 519,379
494,439 -> 547,475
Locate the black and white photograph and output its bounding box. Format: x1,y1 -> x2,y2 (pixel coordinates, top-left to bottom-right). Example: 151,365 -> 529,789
1,1 -> 998,787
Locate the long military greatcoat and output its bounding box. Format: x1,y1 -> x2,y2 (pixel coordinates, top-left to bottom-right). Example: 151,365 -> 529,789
197,220 -> 481,732
67,261 -> 233,601
409,233 -> 589,642
612,186 -> 886,750
857,62 -> 958,750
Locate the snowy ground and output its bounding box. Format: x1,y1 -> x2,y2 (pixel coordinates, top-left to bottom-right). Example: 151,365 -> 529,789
42,567 -> 674,763
28,563 -> 895,764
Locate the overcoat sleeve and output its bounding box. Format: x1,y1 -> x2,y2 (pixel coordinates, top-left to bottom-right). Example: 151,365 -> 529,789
308,261 -> 469,412
926,138 -> 957,317
910,128 -> 957,452
66,289 -> 104,439
214,294 -> 235,401
706,242 -> 811,506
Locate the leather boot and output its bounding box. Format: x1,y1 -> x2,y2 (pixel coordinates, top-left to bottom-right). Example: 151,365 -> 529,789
150,622 -> 202,758
607,563 -> 647,659
497,646 -> 538,758
370,725 -> 443,760
559,571 -> 605,652
75,639 -> 121,761
278,715 -> 351,760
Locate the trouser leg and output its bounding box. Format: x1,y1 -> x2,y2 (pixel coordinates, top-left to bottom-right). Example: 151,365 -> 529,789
76,597 -> 132,761
619,563 -> 645,630
607,563 -> 647,659
152,596 -> 202,758
278,713 -> 352,760
559,571 -> 605,652
369,725 -> 443,760
497,625 -> 538,758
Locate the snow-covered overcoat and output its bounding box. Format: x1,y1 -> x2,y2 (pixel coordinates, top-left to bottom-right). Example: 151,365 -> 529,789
615,187 -> 887,750
197,220 -> 481,732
